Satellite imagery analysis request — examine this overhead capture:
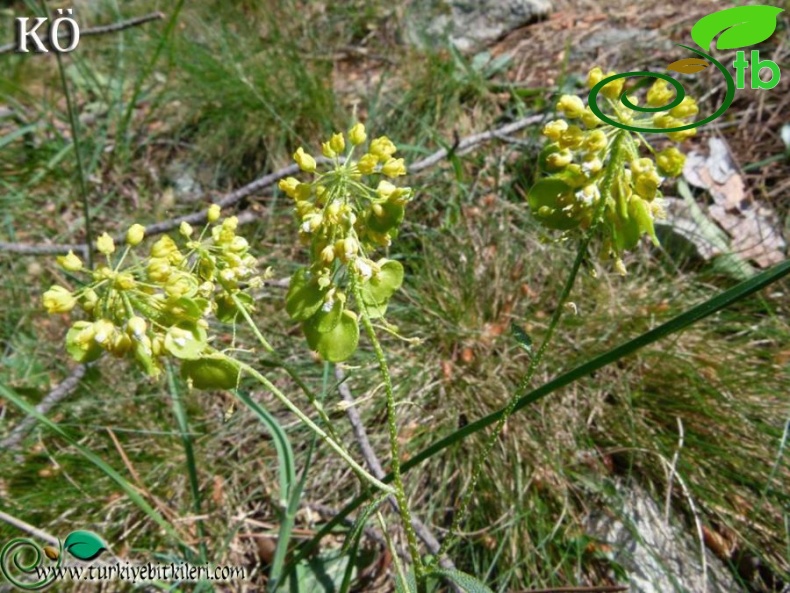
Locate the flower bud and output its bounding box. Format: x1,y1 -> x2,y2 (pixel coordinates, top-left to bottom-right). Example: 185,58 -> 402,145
581,106 -> 601,129
656,147 -> 686,177
207,204 -> 222,223
558,126 -> 584,150
294,147 -> 317,172
357,153 -> 378,175
126,224 -> 145,246
370,136 -> 397,158
42,285 -> 76,313
127,316 -> 147,338
330,132 -> 345,154
601,72 -> 624,100
321,141 -> 336,158
381,158 -> 406,178
57,250 -> 83,272
278,177 -> 300,199
584,129 -> 607,153
349,123 -> 366,146
557,95 -> 585,119
179,222 -> 193,238
587,67 -> 604,89
376,180 -> 397,200
670,96 -> 698,119
647,79 -> 673,107
151,236 -> 179,259
92,319 -> 116,346
96,233 -> 115,255
542,119 -> 568,141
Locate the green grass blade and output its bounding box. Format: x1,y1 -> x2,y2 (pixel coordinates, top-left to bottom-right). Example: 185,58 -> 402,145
0,383 -> 184,545
234,390 -> 296,507
286,257 -> 790,571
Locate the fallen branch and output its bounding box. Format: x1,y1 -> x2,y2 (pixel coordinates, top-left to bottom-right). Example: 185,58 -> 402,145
0,115 -> 544,256
1,364 -> 89,454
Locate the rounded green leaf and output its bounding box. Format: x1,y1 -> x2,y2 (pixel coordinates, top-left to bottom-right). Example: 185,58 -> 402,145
691,5 -> 783,51
166,297 -> 206,322
303,310 -> 359,362
64,530 -> 107,561
313,297 -> 344,333
164,322 -> 208,360
286,268 -> 326,321
527,178 -> 582,230
360,260 -> 404,305
181,356 -> 241,390
367,202 -> 405,234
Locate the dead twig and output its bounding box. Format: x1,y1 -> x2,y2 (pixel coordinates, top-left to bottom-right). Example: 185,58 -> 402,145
0,115 -> 544,256
1,364 -> 89,454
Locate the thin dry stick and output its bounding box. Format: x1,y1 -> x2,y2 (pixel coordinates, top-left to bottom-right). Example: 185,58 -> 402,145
0,115 -> 544,256
1,364 -> 89,454
0,510 -> 60,547
335,366 -> 462,591
0,12 -> 164,54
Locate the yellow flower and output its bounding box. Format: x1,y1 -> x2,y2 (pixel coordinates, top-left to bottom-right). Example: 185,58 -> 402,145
583,129 -> 608,153
558,126 -> 584,150
601,72 -> 624,100
581,106 -> 601,129
546,149 -> 573,170
329,132 -> 346,154
587,67 -> 604,89
294,147 -> 317,172
179,221 -> 193,238
670,96 -> 698,119
656,147 -> 686,177
646,79 -> 674,107
127,316 -> 147,338
376,180 -> 397,200
321,141 -> 336,158
207,204 -> 222,222
278,177 -> 300,199
381,158 -> 407,178
151,235 -> 179,259
42,285 -> 76,313
370,136 -> 397,159
349,123 -> 367,146
357,153 -> 379,175
557,95 -> 585,119
57,250 -> 83,272
92,319 -> 116,346
126,224 -> 146,246
96,233 -> 115,255
542,120 -> 568,141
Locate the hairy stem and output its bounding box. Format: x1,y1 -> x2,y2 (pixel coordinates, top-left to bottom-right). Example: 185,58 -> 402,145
352,279 -> 425,583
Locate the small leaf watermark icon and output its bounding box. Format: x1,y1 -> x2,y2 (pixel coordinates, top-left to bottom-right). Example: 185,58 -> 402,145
666,58 -> 710,75
63,530 -> 107,561
691,5 -> 784,51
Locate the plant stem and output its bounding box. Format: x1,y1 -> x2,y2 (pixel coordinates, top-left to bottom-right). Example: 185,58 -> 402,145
352,281 -> 425,583
437,130 -> 629,560
230,293 -> 346,446
233,359 -> 395,495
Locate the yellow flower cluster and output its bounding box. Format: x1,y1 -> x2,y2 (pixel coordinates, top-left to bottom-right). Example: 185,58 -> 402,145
42,209 -> 268,383
528,67 -> 695,274
280,123 -> 410,361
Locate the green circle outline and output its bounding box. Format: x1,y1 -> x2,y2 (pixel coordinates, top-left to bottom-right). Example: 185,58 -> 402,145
587,44 -> 736,134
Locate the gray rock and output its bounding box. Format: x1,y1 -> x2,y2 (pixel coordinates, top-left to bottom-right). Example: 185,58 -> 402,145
585,481 -> 745,593
404,0 -> 552,52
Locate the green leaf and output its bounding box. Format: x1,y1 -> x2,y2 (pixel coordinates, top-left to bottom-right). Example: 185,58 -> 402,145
314,298 -> 344,333
304,310 -> 360,362
527,178 -> 581,230
167,296 -> 207,322
691,5 -> 784,51
181,356 -> 241,390
286,268 -> 326,321
359,260 -> 404,305
63,531 -> 107,561
430,569 -> 494,593
164,322 -> 208,360
367,202 -> 405,234
294,550 -> 356,592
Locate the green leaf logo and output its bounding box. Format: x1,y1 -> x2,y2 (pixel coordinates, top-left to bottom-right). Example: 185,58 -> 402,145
691,5 -> 784,51
63,531 -> 107,561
